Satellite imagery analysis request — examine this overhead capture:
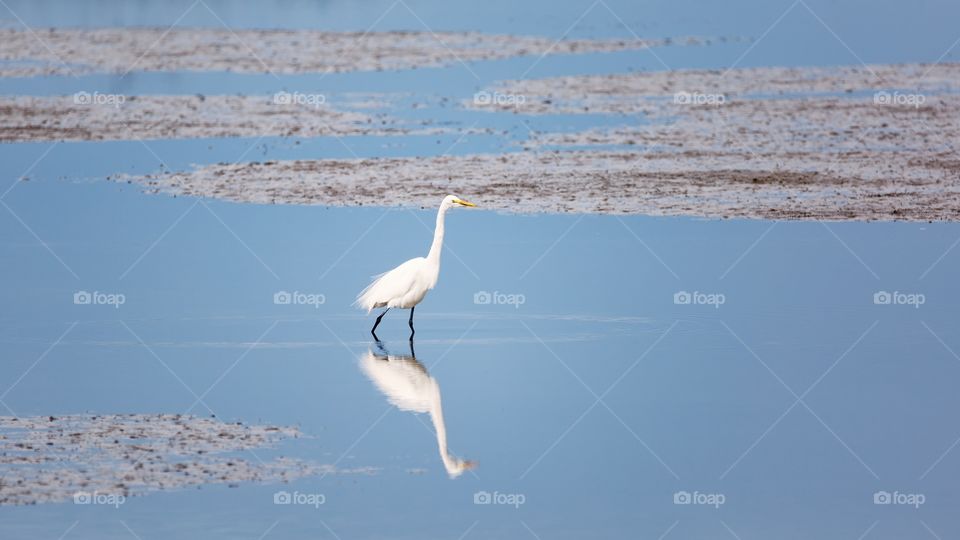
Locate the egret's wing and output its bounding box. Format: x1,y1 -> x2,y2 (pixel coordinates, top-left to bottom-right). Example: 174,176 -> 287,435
354,257 -> 425,312
359,351 -> 435,413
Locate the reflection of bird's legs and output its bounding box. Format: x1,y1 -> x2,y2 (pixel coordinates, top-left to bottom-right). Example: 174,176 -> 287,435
408,306 -> 416,340
371,308 -> 390,340
408,338 -> 415,358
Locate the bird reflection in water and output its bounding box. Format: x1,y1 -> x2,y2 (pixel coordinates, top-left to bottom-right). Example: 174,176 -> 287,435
359,341 -> 476,478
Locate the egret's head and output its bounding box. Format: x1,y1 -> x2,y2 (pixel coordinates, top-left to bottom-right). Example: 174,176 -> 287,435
443,194 -> 477,209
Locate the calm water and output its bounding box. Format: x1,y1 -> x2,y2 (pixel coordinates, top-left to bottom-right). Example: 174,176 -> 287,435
2,0 -> 960,538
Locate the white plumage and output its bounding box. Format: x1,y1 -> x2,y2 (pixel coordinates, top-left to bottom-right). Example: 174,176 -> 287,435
356,195 -> 476,336
356,257 -> 435,313
359,346 -> 476,477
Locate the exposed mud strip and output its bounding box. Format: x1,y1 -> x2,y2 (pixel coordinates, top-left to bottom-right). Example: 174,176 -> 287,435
468,63 -> 960,114
0,94 -> 466,142
524,95 -> 959,154
0,414 -> 373,505
0,28 -> 714,77
116,143 -> 960,221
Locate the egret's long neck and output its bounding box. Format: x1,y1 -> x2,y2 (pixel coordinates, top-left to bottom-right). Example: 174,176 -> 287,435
426,205 -> 448,265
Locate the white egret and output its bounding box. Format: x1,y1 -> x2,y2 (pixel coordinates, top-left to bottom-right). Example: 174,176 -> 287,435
359,344 -> 476,478
355,195 -> 476,338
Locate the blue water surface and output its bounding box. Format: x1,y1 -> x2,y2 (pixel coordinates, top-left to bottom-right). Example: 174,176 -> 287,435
2,0 -> 960,538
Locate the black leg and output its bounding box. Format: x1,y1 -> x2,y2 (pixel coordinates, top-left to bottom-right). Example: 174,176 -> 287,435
408,306 -> 415,340
371,308 -> 389,340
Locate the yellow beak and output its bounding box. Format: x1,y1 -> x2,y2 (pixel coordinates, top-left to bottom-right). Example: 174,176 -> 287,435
454,198 -> 477,207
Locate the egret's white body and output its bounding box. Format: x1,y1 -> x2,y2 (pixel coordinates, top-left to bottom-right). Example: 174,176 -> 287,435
357,256 -> 436,312
360,347 -> 475,477
356,195 -> 475,335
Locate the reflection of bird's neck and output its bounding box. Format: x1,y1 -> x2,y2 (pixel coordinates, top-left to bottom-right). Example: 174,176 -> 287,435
426,204 -> 449,266
428,382 -> 460,477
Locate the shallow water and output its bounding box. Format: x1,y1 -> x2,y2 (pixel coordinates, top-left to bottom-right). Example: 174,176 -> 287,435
3,0 -> 960,538
3,176 -> 960,538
